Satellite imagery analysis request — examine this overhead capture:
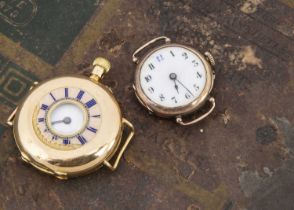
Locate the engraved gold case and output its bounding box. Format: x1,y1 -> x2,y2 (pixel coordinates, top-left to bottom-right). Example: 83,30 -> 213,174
132,36 -> 216,125
7,58 -> 135,179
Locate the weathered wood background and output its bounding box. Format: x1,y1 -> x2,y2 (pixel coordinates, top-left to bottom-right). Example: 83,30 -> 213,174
0,0 -> 293,210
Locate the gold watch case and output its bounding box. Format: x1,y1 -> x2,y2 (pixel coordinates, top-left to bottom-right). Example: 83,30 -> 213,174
7,58 -> 135,179
132,36 -> 216,126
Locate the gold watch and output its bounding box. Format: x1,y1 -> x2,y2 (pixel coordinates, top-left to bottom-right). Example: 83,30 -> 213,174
132,36 -> 216,125
7,57 -> 135,179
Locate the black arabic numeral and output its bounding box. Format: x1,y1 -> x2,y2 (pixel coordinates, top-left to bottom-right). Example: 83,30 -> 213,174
159,94 -> 165,101
182,52 -> 188,60
192,60 -> 199,67
185,93 -> 191,99
148,63 -> 155,70
170,50 -> 175,57
196,72 -> 202,79
193,84 -> 200,91
145,75 -> 152,82
171,97 -> 177,103
148,87 -> 154,93
156,54 -> 164,62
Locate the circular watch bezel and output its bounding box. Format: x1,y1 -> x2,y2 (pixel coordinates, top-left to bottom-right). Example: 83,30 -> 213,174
134,43 -> 214,117
13,75 -> 122,178
45,99 -> 90,139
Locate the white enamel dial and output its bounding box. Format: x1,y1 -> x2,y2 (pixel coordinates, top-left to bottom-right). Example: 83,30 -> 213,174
34,87 -> 102,149
139,46 -> 207,108
49,101 -> 87,137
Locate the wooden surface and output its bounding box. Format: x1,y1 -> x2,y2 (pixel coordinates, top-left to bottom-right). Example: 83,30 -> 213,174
0,0 -> 293,210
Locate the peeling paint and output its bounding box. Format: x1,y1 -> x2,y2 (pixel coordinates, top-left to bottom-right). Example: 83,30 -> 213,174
274,117 -> 294,152
256,125 -> 277,145
239,171 -> 264,197
187,203 -> 201,210
240,0 -> 265,14
241,46 -> 263,69
221,109 -> 231,125
226,45 -> 264,72
263,167 -> 273,177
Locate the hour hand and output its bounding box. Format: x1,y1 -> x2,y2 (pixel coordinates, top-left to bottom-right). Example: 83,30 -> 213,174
52,117 -> 71,125
169,73 -> 179,94
173,81 -> 179,94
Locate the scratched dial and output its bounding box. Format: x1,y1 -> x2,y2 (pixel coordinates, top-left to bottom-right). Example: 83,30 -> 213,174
140,46 -> 207,108
34,87 -> 101,150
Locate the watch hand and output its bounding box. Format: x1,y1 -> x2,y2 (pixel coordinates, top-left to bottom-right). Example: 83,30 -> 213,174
175,79 -> 194,97
51,120 -> 63,125
173,80 -> 179,94
169,73 -> 194,97
51,117 -> 72,125
169,73 -> 179,94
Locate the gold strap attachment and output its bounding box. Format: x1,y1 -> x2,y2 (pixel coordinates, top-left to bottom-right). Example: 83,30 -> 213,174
6,81 -> 39,127
7,107 -> 18,127
132,36 -> 171,63
176,97 -> 216,126
104,118 -> 135,171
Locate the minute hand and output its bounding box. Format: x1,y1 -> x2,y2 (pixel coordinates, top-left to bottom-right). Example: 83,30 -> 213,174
176,79 -> 194,97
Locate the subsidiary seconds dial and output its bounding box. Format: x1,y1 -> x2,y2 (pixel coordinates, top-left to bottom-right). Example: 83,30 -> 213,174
139,45 -> 207,108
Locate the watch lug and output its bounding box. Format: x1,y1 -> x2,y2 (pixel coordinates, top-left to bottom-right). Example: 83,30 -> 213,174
54,174 -> 68,180
7,80 -> 39,127
29,81 -> 39,90
103,118 -> 135,171
7,107 -> 18,126
21,154 -> 29,163
132,36 -> 171,63
176,97 -> 216,125
148,111 -> 153,115
106,86 -> 113,93
204,51 -> 215,67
